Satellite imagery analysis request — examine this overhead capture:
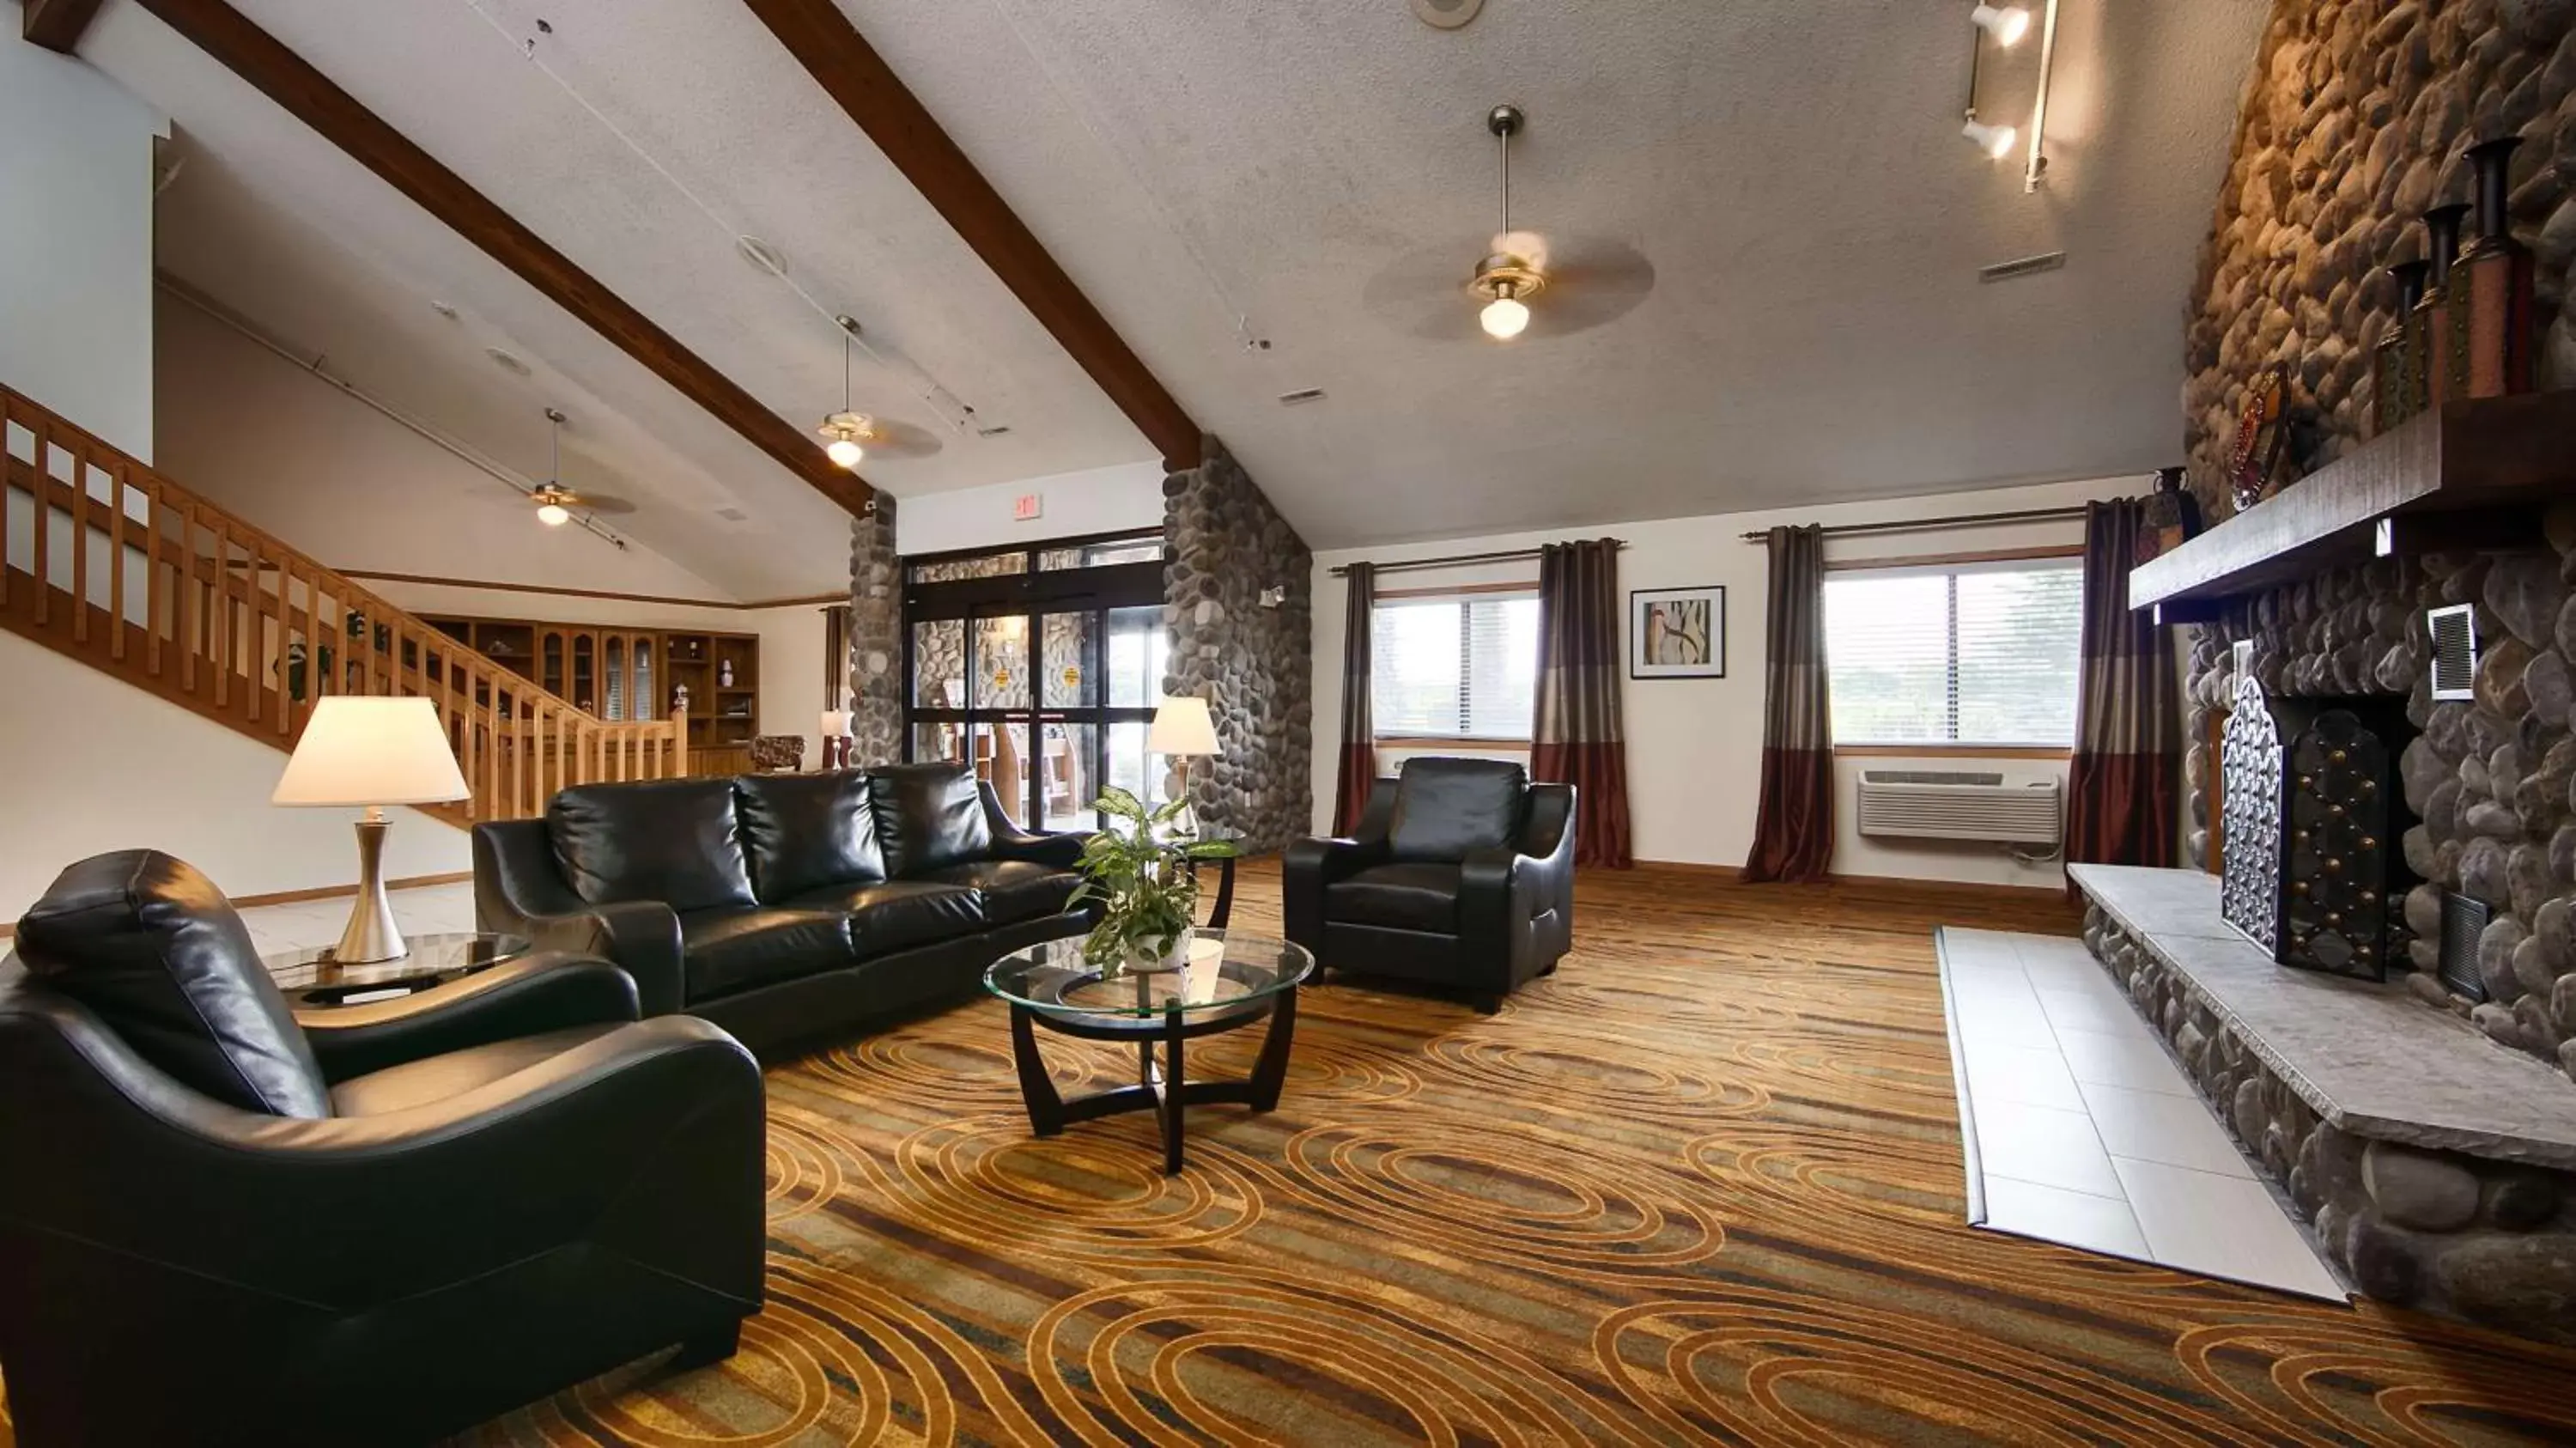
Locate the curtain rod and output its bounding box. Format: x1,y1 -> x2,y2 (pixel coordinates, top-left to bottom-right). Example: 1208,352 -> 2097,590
1328,539 -> 1625,577
1737,504 -> 2090,543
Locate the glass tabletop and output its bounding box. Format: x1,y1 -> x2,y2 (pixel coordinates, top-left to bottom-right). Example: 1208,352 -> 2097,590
263,932 -> 532,994
986,930 -> 1313,1019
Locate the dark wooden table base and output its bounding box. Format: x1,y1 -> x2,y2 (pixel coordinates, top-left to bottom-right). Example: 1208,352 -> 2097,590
1008,986 -> 1297,1174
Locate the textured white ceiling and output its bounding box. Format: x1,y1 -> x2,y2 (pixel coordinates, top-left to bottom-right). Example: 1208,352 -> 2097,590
84,0 -> 2268,579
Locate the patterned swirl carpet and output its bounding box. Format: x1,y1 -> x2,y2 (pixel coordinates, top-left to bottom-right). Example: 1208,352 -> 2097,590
15,863 -> 2576,1445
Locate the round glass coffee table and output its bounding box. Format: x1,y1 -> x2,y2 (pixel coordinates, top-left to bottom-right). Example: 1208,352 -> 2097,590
985,930 -> 1313,1174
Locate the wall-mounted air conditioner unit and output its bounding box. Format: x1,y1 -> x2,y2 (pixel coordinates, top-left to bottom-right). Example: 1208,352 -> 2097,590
1856,770 -> 2063,846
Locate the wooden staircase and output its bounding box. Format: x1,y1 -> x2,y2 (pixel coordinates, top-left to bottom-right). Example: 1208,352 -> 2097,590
1,386 -> 687,828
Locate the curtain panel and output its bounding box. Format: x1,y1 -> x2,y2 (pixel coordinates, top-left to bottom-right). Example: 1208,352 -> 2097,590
1742,525 -> 1835,883
1532,538 -> 1633,867
1332,563 -> 1378,836
2066,499 -> 2182,873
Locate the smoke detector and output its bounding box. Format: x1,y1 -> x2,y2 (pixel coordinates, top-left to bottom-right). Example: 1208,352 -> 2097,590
736,234 -> 788,277
1412,0 -> 1483,29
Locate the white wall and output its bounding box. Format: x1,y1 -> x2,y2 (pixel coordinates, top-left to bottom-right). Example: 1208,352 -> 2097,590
1311,477 -> 2137,890
894,460 -> 1166,557
368,581 -> 835,768
0,31 -> 160,459
155,301 -> 729,599
0,632 -> 468,922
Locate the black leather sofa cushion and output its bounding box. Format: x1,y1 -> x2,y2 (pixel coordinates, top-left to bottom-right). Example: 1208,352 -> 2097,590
915,860 -> 1080,927
1326,862 -> 1465,934
868,764 -> 993,877
785,881 -> 987,958
1388,758 -> 1530,862
14,850 -> 331,1118
552,779 -> 758,913
327,1023 -> 625,1116
678,908 -> 855,1001
736,770 -> 885,900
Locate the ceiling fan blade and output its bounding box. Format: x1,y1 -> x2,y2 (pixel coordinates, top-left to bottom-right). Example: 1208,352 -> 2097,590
856,416 -> 947,459
1362,238 -> 1491,342
564,491 -> 638,516
1528,235 -> 1656,338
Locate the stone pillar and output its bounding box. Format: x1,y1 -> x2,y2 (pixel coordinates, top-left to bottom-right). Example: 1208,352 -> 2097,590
847,495 -> 902,768
1163,438 -> 1313,851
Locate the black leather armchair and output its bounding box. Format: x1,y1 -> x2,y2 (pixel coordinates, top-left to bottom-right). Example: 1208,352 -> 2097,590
0,850 -> 765,1447
1284,757 -> 1576,1012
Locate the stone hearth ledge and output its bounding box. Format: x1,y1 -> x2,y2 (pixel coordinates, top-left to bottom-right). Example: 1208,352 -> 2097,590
2071,865 -> 2576,1170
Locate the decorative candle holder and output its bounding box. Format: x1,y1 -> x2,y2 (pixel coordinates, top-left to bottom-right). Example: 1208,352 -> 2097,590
2411,202 -> 2470,413
2372,259 -> 2430,437
2453,137 -> 2537,400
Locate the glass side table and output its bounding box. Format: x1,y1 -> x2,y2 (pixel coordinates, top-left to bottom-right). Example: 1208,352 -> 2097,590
262,932 -> 532,1008
985,929 -> 1312,1174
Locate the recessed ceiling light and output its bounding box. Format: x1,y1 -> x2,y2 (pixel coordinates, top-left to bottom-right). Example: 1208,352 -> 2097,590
486,347 -> 532,376
737,235 -> 787,277
430,301 -> 459,319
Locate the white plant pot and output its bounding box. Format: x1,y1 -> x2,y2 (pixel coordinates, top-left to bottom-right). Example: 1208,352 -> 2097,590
1124,926 -> 1192,974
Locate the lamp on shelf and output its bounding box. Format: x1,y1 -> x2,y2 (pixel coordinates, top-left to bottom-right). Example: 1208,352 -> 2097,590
820,709 -> 853,770
271,697 -> 471,964
1147,695 -> 1221,837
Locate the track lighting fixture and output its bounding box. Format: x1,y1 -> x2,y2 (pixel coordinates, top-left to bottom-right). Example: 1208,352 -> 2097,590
1971,4 -> 2031,46
1962,119 -> 2018,160
818,316 -> 869,470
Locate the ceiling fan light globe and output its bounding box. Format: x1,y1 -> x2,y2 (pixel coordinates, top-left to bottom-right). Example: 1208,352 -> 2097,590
826,436 -> 866,468
535,501 -> 571,527
1971,4 -> 2030,46
1963,119 -> 2017,158
1480,295 -> 1531,339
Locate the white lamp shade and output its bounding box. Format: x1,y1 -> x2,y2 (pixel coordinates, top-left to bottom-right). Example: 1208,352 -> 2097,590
821,709 -> 851,736
1147,696 -> 1221,757
273,697 -> 471,806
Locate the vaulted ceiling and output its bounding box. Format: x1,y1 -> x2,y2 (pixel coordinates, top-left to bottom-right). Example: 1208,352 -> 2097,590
70,0 -> 2268,594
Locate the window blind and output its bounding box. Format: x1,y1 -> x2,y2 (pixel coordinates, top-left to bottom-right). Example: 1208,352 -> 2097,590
1371,594 -> 1540,739
1822,559 -> 2082,745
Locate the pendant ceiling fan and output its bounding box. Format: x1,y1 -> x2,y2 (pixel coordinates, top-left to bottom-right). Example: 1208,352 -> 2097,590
817,315 -> 948,468
526,408 -> 635,526
1364,104 -> 1656,344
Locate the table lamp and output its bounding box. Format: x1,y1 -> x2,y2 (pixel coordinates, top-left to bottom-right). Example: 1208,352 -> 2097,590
1147,695 -> 1221,836
271,697 -> 471,964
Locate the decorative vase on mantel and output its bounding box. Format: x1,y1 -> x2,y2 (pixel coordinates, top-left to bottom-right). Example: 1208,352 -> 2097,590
2409,201 -> 2471,416
2372,259 -> 2430,438
2451,136 -> 2537,401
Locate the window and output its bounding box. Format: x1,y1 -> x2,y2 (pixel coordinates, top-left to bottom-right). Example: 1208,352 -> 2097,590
1822,558 -> 2082,746
1371,593 -> 1540,739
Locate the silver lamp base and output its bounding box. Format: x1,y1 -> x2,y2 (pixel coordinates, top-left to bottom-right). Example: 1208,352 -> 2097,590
330,809 -> 409,964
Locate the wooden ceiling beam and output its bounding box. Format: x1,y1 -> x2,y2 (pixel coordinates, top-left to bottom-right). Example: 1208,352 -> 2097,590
738,0 -> 1203,473
23,0 -> 108,52
127,0 -> 878,518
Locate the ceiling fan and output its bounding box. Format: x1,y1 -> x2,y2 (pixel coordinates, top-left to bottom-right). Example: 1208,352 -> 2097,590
526,408 -> 635,526
1364,104 -> 1656,344
818,315 -> 948,468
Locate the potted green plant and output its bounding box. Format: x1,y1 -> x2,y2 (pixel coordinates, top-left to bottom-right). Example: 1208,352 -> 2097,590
1067,787 -> 1239,973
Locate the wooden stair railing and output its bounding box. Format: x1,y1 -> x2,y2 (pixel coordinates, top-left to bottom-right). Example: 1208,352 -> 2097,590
0,386 -> 689,826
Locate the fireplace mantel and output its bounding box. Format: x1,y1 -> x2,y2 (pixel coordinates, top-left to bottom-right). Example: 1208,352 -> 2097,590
2071,863 -> 2576,1169
2129,390 -> 2576,612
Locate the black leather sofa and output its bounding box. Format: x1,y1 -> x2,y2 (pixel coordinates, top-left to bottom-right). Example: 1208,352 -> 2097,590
475,763 -> 1094,1054
0,850 -> 764,1447
1283,757 -> 1577,1011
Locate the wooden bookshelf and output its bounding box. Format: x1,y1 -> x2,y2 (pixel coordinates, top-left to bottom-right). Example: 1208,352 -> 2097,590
422,612 -> 758,776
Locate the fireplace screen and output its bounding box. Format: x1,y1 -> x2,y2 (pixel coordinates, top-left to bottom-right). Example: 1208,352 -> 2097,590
2218,670 -> 2415,980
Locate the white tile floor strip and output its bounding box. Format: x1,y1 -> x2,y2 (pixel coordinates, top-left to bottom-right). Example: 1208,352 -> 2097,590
236,882 -> 480,953
1937,926 -> 2348,1303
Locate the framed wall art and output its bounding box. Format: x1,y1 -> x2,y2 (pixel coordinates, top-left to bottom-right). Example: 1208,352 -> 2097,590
1630,586 -> 1724,678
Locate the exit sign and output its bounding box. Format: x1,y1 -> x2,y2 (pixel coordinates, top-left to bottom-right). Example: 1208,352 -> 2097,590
1013,493 -> 1043,521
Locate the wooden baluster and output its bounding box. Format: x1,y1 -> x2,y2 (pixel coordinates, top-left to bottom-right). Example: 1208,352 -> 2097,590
106,461 -> 128,660
32,424 -> 53,627
356,595 -> 376,697
0,393 -> 12,612
143,481 -> 165,676
269,550 -> 288,730
671,706 -> 688,781
177,505 -> 199,694
482,681 -> 499,821
70,454 -> 91,645
208,515 -> 231,711
509,681 -> 526,818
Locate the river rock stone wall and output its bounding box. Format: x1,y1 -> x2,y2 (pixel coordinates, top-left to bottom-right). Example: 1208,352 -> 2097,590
2083,904 -> 2576,1340
847,496 -> 903,768
1163,439 -> 1312,852
2183,528 -> 2576,1078
2184,0 -> 2576,521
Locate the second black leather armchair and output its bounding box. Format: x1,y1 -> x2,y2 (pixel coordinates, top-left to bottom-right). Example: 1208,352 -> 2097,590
1285,757 -> 1577,1012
